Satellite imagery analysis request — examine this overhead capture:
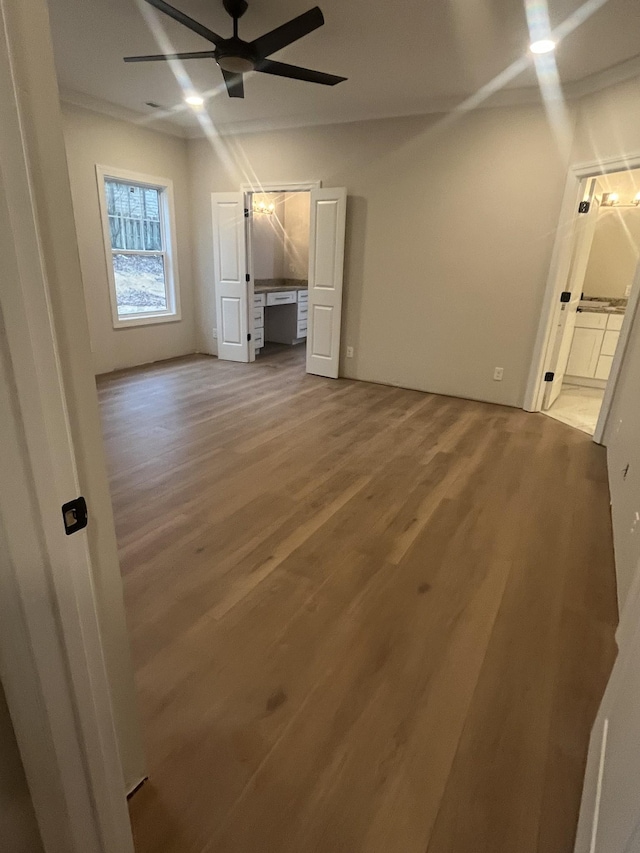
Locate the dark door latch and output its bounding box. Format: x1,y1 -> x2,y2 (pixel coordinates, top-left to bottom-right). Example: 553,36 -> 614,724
62,497 -> 88,535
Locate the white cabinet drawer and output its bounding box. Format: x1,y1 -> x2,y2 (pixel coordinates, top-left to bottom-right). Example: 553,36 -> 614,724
595,355 -> 613,380
297,289 -> 308,303
601,329 -> 620,357
253,307 -> 264,329
253,292 -> 266,308
253,327 -> 264,348
296,319 -> 307,338
266,290 -> 296,306
607,314 -> 624,331
297,303 -> 308,321
576,312 -> 608,329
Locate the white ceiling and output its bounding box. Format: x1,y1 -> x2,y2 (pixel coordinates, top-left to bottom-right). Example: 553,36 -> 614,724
48,0 -> 640,134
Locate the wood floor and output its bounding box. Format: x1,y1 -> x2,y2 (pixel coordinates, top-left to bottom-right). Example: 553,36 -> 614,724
96,349 -> 619,853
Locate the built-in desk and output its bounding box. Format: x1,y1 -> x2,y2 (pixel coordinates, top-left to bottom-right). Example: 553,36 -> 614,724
253,280 -> 308,351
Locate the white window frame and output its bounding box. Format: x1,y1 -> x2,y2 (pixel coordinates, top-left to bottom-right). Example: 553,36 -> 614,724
96,165 -> 181,328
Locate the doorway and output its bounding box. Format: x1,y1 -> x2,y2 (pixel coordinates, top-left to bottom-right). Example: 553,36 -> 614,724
249,190 -> 310,366
528,165 -> 640,439
212,184 -> 347,379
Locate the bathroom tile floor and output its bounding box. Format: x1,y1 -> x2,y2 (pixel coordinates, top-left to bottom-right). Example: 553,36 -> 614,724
544,384 -> 605,435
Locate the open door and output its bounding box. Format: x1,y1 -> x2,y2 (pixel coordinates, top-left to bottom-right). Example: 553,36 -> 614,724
212,192 -> 250,362
306,187 -> 347,379
543,178 -> 600,409
574,580 -> 640,853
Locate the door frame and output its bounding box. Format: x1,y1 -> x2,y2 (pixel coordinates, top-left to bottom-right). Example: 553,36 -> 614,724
0,0 -> 135,849
240,181 -> 321,192
524,152 -> 640,444
239,180 -> 320,362
541,177 -> 600,411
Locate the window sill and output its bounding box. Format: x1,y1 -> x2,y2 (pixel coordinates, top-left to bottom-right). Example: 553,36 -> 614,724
112,312 -> 182,330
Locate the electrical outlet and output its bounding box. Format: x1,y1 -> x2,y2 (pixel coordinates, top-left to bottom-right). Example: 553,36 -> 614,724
346,346 -> 354,358
493,367 -> 504,381
212,328 -> 218,339
626,284 -> 632,298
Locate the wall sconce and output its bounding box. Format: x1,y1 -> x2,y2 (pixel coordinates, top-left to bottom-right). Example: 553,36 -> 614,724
601,191 -> 640,208
602,192 -> 619,206
253,199 -> 276,215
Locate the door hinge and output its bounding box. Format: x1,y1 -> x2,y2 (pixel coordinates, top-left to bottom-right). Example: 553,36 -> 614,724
245,274 -> 250,282
247,333 -> 252,341
544,371 -> 554,382
560,291 -> 571,303
578,201 -> 590,214
244,208 -> 249,218
62,496 -> 88,535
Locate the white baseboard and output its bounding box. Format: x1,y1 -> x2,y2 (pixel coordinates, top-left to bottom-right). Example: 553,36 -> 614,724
564,375 -> 607,390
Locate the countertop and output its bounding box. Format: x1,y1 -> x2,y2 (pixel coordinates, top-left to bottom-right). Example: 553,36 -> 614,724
254,278 -> 308,294
578,297 -> 627,315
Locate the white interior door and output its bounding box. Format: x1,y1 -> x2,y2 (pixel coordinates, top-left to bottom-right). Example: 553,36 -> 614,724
543,179 -> 600,409
212,192 -> 250,362
574,584 -> 640,853
306,187 -> 347,379
0,1 -> 135,845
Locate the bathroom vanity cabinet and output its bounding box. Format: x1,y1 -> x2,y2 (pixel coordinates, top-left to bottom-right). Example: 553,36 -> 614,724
566,311 -> 624,381
253,284 -> 308,352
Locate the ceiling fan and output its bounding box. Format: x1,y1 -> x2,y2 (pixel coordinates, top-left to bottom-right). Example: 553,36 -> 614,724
124,0 -> 347,99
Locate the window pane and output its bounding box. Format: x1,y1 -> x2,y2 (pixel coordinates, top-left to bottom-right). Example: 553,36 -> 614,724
112,253 -> 168,316
105,180 -> 162,251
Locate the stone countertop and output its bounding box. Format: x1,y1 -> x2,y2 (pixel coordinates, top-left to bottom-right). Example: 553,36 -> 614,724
578,303 -> 626,315
254,279 -> 308,293
578,296 -> 627,315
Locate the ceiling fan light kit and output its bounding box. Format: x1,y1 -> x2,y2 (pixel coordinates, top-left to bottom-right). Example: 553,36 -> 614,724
124,0 -> 347,100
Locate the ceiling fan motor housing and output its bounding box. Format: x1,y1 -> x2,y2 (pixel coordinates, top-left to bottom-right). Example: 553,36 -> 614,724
215,38 -> 257,73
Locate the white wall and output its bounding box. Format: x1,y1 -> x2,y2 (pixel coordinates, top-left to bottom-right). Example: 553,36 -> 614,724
283,191 -> 310,280
567,77 -> 640,612
189,105 -> 572,407
61,103 -> 196,374
572,77 -> 640,853
252,193 -> 285,279
583,208 -> 640,299
0,682 -> 43,853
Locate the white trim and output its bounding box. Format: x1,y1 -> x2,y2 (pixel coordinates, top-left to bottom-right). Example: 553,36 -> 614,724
59,86 -> 189,139
96,164 -> 182,329
564,376 -> 607,390
0,0 -> 134,849
524,153 -> 640,436
588,718 -> 609,853
241,180 -> 321,192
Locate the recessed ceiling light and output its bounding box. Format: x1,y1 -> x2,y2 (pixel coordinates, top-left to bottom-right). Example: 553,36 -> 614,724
529,39 -> 556,54
185,94 -> 204,107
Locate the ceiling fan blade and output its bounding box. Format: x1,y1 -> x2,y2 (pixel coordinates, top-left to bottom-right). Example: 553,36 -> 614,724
221,68 -> 244,98
250,6 -> 324,58
124,51 -> 216,62
255,59 -> 346,86
143,0 -> 223,45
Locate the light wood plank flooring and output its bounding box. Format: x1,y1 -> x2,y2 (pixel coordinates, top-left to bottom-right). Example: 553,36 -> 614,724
96,350 -> 619,853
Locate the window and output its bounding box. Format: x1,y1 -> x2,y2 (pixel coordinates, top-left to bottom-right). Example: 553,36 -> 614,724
97,166 -> 180,327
